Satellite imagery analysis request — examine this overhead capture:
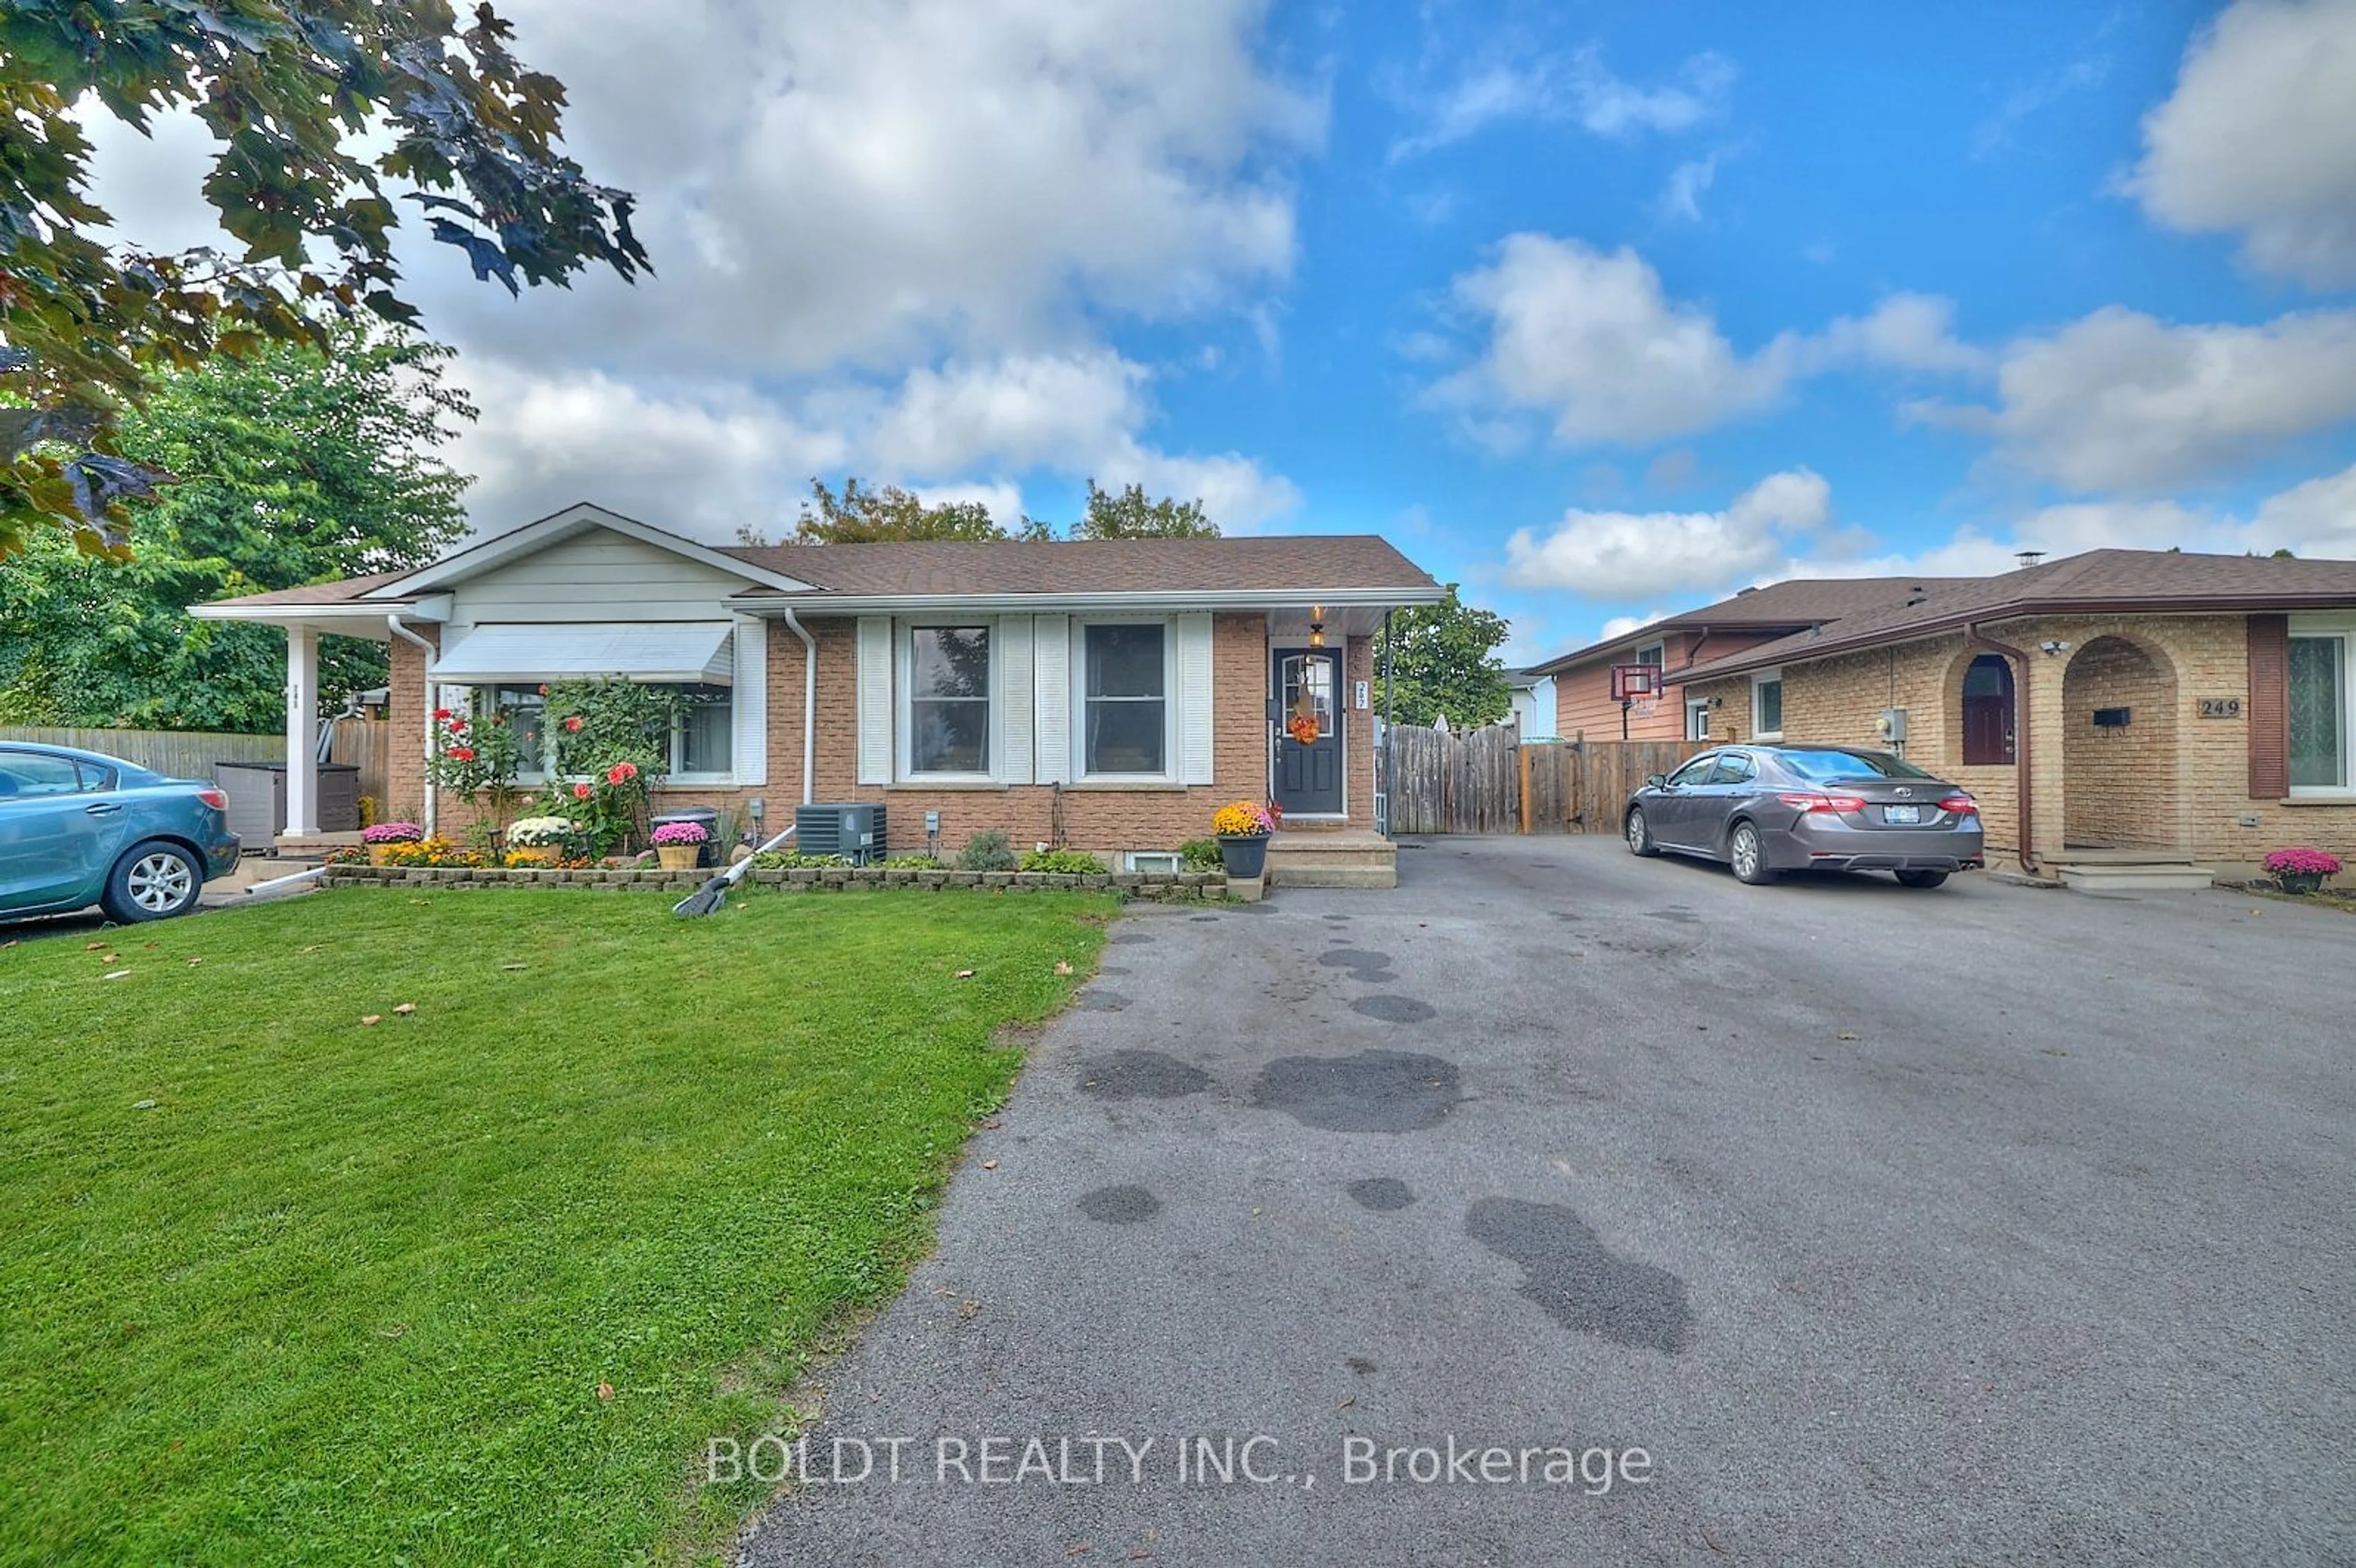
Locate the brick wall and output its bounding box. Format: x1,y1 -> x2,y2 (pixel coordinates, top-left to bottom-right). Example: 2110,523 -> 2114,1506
1687,613 -> 2356,875
387,612 -> 1361,858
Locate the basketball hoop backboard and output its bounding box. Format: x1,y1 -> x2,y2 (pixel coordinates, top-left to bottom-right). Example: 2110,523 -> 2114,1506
1609,663 -> 1665,701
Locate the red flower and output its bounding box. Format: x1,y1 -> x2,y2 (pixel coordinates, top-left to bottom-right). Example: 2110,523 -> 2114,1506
537,683 -> 550,697
573,782 -> 593,800
563,715 -> 584,732
606,761 -> 638,785
448,746 -> 475,762
431,707 -> 452,721
447,717 -> 466,733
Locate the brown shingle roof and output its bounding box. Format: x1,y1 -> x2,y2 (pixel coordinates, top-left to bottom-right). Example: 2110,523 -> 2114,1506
201,536 -> 1439,609
1530,575 -> 1977,675
717,534 -> 1439,598
201,571 -> 414,608
1682,550 -> 2356,680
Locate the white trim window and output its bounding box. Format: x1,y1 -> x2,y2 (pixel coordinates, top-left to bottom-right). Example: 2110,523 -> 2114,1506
1752,669 -> 1784,739
1685,697 -> 1711,742
487,685 -> 550,781
2289,618 -> 2352,795
1637,639 -> 1666,671
903,624 -> 995,778
1076,620 -> 1172,778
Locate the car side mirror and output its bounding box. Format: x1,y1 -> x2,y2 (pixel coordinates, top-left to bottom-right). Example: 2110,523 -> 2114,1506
1645,774 -> 1666,789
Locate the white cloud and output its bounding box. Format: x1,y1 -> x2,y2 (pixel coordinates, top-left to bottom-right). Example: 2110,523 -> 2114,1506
72,1 -> 1314,539
1389,44 -> 1733,160
2126,0 -> 2356,288
1598,610 -> 1671,641
1817,293 -> 1991,375
1434,236 -> 1801,445
1501,468 -> 1830,597
1971,53 -> 2111,159
2244,461 -> 2356,556
1910,305 -> 2356,491
1655,153 -> 1720,223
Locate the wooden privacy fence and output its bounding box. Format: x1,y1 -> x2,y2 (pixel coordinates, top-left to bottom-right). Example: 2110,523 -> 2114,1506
1382,724 -> 1703,835
1,720 -> 392,812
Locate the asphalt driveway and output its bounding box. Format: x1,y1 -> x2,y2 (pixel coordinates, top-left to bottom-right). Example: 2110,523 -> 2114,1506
740,838 -> 2355,1566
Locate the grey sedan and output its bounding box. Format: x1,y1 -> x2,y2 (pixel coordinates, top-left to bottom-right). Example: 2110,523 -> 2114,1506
1625,745 -> 1984,888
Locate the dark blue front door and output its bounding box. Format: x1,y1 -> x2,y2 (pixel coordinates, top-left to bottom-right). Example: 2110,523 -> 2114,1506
1272,648 -> 1343,816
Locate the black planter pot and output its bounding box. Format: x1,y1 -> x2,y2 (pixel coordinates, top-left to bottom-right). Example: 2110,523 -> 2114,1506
2277,872 -> 2325,895
1217,833 -> 1269,880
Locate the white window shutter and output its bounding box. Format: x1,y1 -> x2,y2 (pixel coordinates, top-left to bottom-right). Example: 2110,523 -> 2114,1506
1033,614 -> 1071,783
1176,613 -> 1215,784
856,616 -> 893,785
730,615 -> 768,785
998,615 -> 1034,784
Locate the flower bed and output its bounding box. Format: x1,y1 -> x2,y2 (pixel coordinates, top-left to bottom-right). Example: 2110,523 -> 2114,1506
321,863 -> 1229,899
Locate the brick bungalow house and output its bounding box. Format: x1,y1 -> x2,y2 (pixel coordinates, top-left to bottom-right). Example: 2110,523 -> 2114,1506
1668,550 -> 2356,882
1531,576 -> 1977,744
190,502 -> 1445,880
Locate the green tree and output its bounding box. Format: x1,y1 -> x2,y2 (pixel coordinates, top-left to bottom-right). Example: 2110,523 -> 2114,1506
790,478 -> 1012,543
0,325 -> 473,730
1380,585 -> 1512,729
1070,480 -> 1218,539
1,1 -> 644,556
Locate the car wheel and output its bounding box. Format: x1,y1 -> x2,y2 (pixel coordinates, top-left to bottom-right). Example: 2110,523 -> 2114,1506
1625,806 -> 1659,858
1895,869 -> 1949,890
100,839 -> 204,923
1728,821 -> 1777,885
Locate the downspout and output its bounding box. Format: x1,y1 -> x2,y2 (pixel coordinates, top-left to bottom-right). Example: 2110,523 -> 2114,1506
387,615 -> 439,837
1965,621 -> 2039,877
1381,609 -> 1395,837
778,607 -> 817,805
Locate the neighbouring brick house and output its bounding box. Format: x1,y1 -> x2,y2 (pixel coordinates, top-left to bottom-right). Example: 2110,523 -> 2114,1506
191,502 -> 1444,872
1667,550 -> 2356,880
1530,576 -> 1979,744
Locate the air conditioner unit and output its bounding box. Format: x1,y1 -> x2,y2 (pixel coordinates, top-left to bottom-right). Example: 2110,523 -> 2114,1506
795,802 -> 888,864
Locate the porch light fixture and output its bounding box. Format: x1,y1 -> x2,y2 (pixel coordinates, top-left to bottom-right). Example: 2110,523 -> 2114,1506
1309,605 -> 1325,648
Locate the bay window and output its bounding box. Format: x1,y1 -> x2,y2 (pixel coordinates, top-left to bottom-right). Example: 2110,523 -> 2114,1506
1081,622 -> 1168,776
908,625 -> 992,775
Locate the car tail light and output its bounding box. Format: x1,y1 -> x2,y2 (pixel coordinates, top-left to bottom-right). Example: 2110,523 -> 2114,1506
1777,792 -> 1867,813
195,788 -> 228,810
1938,793 -> 1977,814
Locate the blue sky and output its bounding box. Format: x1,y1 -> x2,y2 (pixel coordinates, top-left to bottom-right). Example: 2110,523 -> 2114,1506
83,1 -> 2356,662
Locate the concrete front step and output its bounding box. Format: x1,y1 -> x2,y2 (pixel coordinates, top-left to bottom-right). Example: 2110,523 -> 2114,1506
1265,829 -> 1398,890
2057,862 -> 2217,894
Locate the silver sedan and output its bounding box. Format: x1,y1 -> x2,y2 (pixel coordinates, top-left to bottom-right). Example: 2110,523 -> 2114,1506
1624,745 -> 1985,888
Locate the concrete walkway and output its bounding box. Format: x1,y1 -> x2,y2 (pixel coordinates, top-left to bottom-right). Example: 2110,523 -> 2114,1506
740,837 -> 2355,1566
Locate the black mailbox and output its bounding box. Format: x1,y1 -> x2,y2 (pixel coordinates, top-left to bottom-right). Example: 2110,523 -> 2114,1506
2093,706 -> 2131,728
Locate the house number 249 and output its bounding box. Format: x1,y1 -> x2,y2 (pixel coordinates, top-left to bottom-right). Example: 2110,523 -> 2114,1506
2197,698 -> 2242,719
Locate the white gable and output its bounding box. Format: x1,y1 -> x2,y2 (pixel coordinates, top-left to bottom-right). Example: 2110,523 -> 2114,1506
445,527 -> 756,625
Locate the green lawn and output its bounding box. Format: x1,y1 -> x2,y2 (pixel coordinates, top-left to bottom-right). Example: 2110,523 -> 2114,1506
0,887 -> 1111,1565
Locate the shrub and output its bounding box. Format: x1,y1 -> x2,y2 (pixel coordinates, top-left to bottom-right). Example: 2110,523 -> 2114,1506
880,853 -> 944,869
1020,849 -> 1103,875
955,829 -> 1018,872
363,821 -> 424,845
749,850 -> 853,870
1178,837 -> 1222,871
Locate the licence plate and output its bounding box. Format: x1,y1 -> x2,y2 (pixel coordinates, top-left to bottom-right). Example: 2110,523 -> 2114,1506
1882,804 -> 1922,824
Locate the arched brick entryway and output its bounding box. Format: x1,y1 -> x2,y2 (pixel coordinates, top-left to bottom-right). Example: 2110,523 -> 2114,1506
2062,635 -> 2179,850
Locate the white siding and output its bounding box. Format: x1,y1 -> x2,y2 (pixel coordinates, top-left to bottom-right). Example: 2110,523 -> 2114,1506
856,617 -> 893,785
447,528 -> 753,624
997,615 -> 1035,785
1033,614 -> 1071,785
731,615 -> 767,785
1174,612 -> 1215,784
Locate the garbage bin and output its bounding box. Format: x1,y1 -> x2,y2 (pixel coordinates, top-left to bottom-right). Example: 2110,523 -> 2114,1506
650,807 -> 722,867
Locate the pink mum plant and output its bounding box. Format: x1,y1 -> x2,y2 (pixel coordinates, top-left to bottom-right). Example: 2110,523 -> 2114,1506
363,821 -> 424,845
651,821 -> 709,847
2263,847 -> 2342,879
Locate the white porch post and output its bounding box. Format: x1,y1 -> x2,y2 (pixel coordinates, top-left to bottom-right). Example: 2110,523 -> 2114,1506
285,625 -> 320,838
